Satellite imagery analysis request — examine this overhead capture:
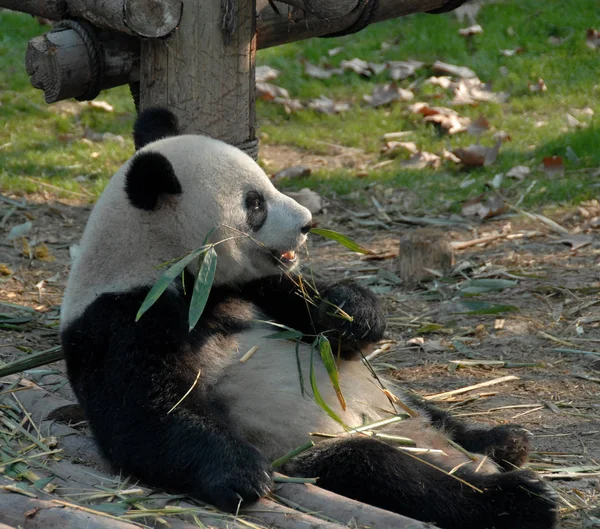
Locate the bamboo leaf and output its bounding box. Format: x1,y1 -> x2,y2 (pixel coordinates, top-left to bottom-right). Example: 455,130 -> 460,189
310,228 -> 374,255
33,476 -> 55,490
188,247 -> 218,331
309,341 -> 348,428
458,300 -> 520,314
0,346 -> 63,377
415,323 -> 446,335
136,246 -> 209,322
315,335 -> 346,411
459,279 -> 518,295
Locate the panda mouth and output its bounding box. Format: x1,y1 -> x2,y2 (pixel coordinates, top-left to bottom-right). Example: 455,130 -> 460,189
280,250 -> 297,263
270,249 -> 298,266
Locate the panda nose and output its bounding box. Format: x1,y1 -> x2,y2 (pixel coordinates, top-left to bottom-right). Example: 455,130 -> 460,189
301,223 -> 312,234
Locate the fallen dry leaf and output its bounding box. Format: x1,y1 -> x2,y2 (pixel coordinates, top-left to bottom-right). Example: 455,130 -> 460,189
401,151 -> 441,170
453,140 -> 502,167
458,24 -> 483,37
566,113 -> 584,128
363,83 -> 413,107
369,62 -> 387,76
453,78 -> 508,104
34,243 -> 55,262
388,60 -> 424,81
586,28 -> 600,50
328,46 -> 343,56
425,76 -> 454,90
381,141 -> 419,155
557,234 -> 593,250
256,65 -> 279,82
409,102 -> 471,134
303,60 -> 342,79
528,78 -> 547,93
467,115 -> 491,136
461,193 -> 506,219
442,149 -> 462,163
256,82 -> 289,101
48,101 -> 85,116
424,112 -> 470,135
506,165 -> 530,180
272,166 -> 311,181
273,97 -> 303,113
87,100 -> 114,112
542,155 -> 565,175
308,95 -> 349,114
340,58 -> 372,76
432,60 -> 477,79
500,47 -> 525,57
492,130 -> 511,142
284,188 -> 324,214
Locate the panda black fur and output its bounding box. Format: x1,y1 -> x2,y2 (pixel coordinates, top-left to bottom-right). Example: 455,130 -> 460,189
60,108 -> 557,529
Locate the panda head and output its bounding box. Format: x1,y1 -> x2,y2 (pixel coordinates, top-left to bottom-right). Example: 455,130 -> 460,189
126,108 -> 313,283
62,108 -> 312,324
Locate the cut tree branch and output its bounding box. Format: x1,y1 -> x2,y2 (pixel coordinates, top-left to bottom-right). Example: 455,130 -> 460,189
22,0 -> 463,103
0,0 -> 182,37
256,0 -> 463,49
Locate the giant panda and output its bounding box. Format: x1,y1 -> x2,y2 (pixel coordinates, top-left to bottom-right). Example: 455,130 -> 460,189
60,108 -> 557,529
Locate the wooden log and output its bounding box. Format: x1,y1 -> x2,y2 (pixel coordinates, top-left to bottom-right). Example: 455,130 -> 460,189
23,0 -> 464,106
274,478 -> 438,529
299,0 -> 359,19
6,377 -> 438,529
25,26 -> 139,103
256,0 -> 464,48
0,484 -> 151,529
0,0 -> 182,37
0,0 -> 67,20
140,0 -> 257,152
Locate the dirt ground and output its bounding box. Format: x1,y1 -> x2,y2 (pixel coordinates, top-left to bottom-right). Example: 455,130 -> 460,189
0,172 -> 599,527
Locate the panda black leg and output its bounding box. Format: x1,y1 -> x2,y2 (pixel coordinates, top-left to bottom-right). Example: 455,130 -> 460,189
403,392 -> 532,469
284,437 -> 557,529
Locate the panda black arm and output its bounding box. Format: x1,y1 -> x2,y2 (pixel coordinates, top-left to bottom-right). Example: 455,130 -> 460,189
237,274 -> 386,355
61,289 -> 272,511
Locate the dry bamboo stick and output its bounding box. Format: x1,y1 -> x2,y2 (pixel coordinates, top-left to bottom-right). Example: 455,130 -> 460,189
424,375 -> 520,402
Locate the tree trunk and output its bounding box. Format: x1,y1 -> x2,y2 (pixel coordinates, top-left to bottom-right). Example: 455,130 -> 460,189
140,0 -> 257,154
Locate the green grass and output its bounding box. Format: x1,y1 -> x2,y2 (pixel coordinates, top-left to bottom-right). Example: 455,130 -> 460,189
1,2 -> 599,210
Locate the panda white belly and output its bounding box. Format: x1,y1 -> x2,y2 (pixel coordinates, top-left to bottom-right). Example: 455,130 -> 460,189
215,326 -> 396,460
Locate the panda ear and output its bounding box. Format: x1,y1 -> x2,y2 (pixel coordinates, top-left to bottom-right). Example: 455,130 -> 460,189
125,151 -> 182,211
133,108 -> 179,150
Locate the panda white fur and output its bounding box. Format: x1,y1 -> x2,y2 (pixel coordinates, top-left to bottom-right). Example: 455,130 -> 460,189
60,108 -> 557,529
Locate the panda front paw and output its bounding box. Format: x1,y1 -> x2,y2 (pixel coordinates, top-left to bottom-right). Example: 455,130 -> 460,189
317,282 -> 386,354
485,424 -> 533,469
204,445 -> 272,512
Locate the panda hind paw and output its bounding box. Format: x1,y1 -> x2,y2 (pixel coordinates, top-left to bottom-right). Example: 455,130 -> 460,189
480,470 -> 559,529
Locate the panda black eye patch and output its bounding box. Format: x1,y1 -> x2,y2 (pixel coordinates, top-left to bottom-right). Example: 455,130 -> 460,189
244,191 -> 267,231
